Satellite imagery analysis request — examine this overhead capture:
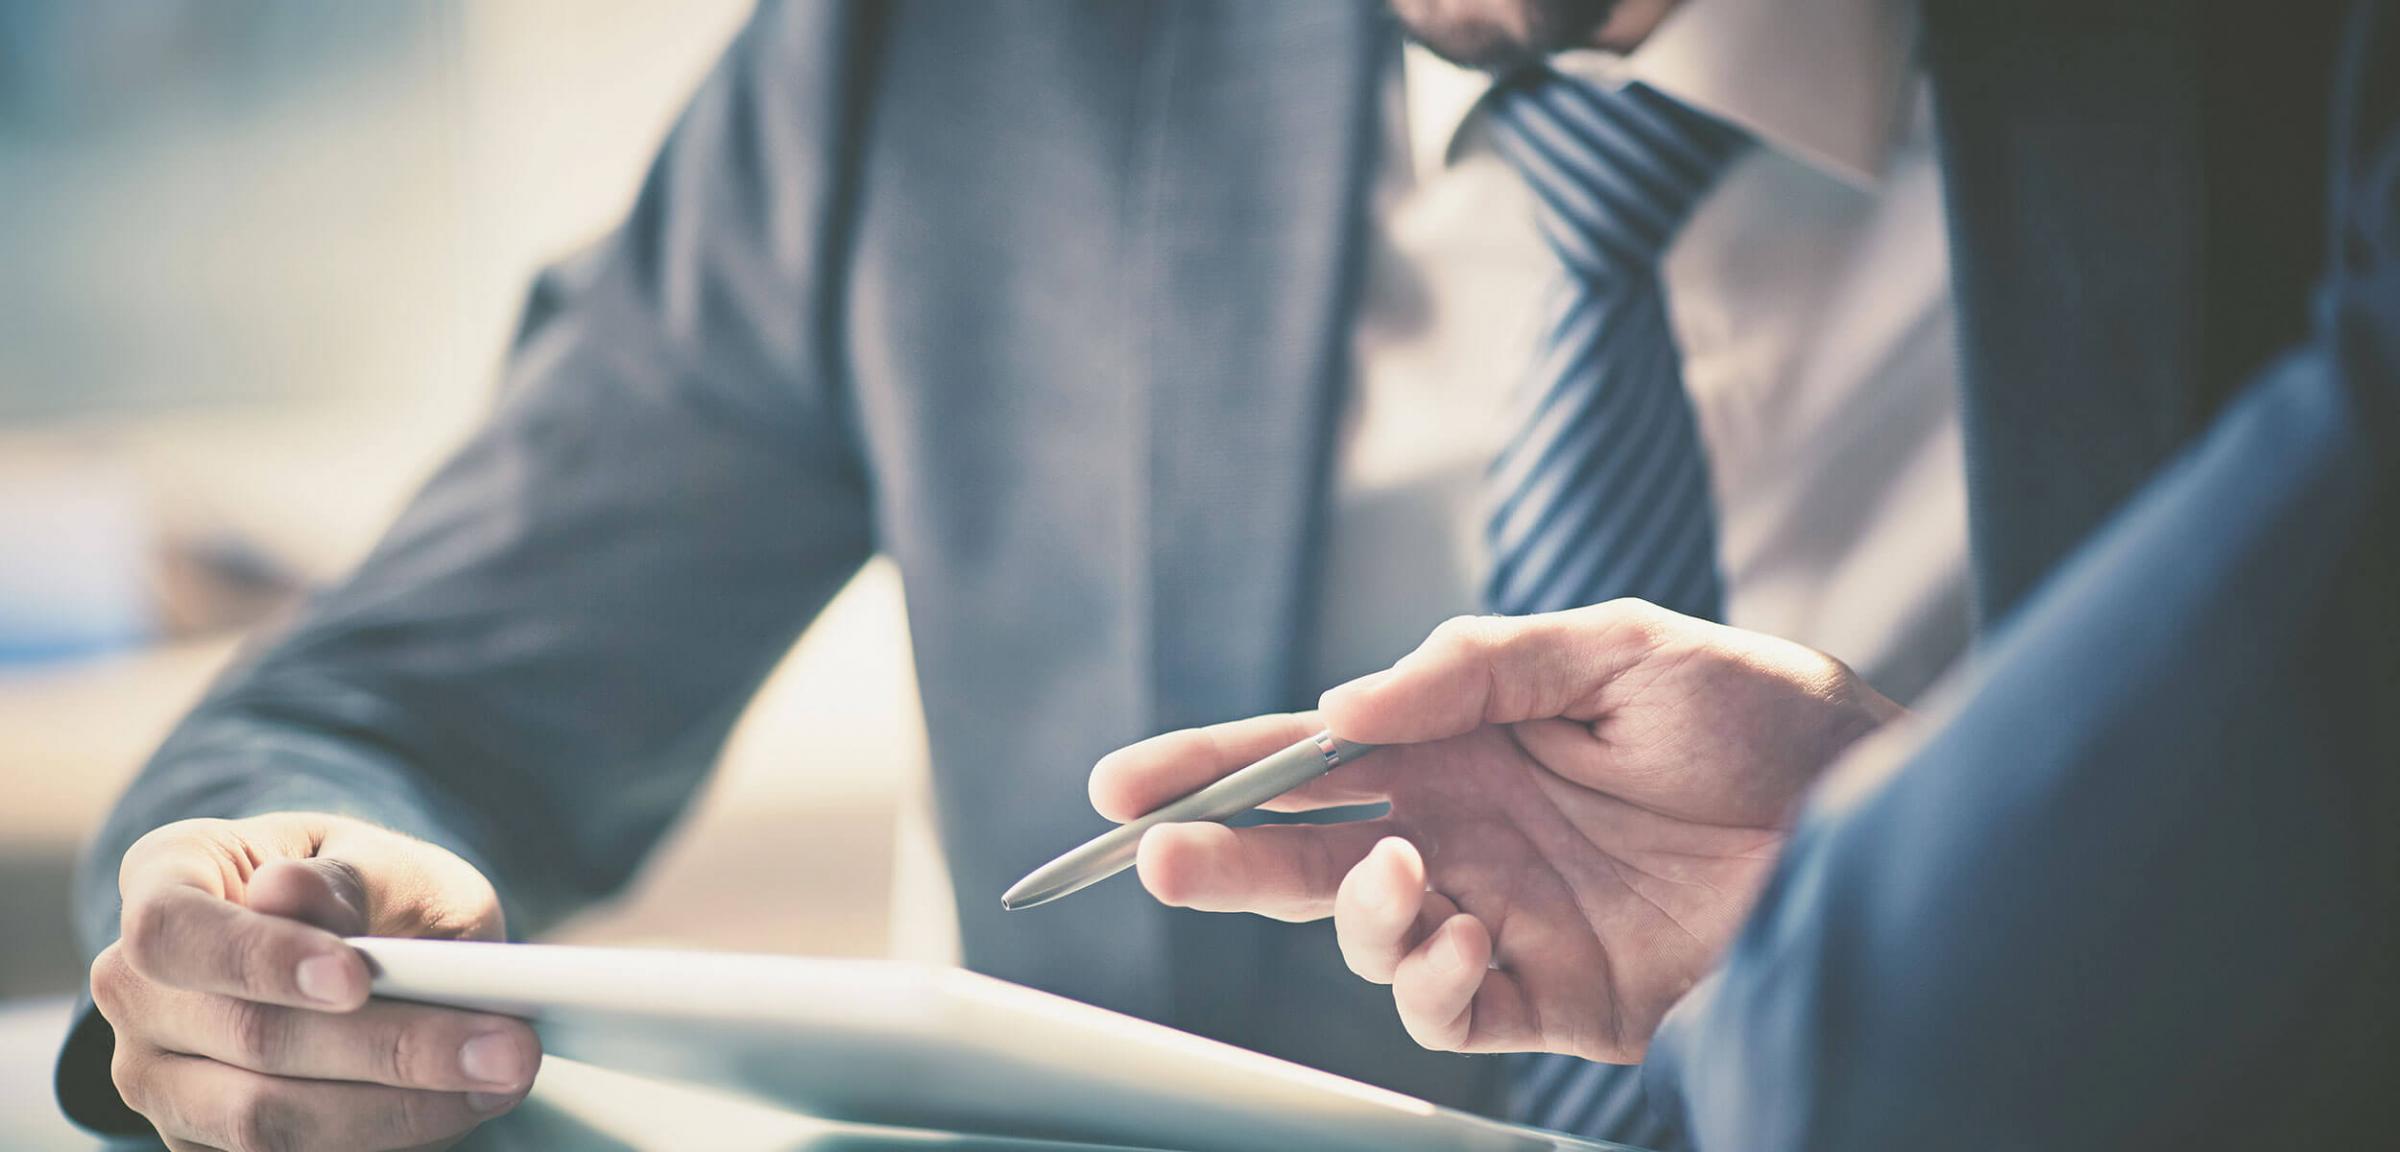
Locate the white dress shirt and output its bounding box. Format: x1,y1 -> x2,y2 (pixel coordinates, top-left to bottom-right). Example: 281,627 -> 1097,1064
1310,0 -> 1969,703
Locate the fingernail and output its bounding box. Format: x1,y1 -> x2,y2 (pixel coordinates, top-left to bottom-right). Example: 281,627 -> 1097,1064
1430,925 -> 1470,975
460,1032 -> 528,1088
1361,839 -> 1407,917
295,954 -> 355,1005
467,1090 -> 520,1114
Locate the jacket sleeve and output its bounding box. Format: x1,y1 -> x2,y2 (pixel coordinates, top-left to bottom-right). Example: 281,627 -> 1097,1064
58,0 -> 878,1132
1641,16 -> 2400,1145
1645,318 -> 2400,1151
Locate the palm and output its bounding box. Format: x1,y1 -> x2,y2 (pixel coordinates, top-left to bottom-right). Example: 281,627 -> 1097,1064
1375,724 -> 1783,1061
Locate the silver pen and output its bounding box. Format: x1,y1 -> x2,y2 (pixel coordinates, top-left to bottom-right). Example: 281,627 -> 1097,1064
1001,731 -> 1380,910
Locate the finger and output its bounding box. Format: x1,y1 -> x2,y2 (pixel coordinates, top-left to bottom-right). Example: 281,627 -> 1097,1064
311,821 -> 507,942
139,983 -> 539,1093
1319,603 -> 1677,744
244,858 -> 372,937
1334,837 -> 1437,982
95,941 -> 532,1094
116,823 -> 372,1012
120,884 -> 368,1012
1090,713 -> 1389,822
1391,912 -> 1493,1051
1133,819 -> 1393,921
1453,961 -> 1543,1055
123,1050 -> 519,1152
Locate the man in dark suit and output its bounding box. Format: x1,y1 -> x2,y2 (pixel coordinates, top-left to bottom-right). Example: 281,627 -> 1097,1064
55,1 -> 2365,1150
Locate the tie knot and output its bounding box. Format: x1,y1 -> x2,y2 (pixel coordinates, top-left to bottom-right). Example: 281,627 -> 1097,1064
1485,71 -> 1749,277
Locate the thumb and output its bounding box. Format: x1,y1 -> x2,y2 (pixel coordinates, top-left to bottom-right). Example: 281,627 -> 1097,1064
245,858 -> 371,936
1319,604 -> 1667,744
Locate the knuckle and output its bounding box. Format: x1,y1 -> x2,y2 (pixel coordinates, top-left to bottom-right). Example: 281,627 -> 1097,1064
120,897 -> 179,978
226,1081 -> 301,1152
222,923 -> 283,1001
386,1017 -> 435,1086
223,998 -> 285,1068
89,947 -> 132,1020
1595,596 -> 1673,640
120,820 -> 200,873
1427,614 -> 1495,653
119,818 -> 234,885
108,1049 -> 152,1113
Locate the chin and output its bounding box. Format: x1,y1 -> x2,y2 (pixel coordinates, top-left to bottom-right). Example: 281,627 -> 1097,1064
1386,0 -> 1623,69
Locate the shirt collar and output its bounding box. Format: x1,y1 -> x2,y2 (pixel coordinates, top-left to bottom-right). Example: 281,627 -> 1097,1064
1403,0 -> 1916,189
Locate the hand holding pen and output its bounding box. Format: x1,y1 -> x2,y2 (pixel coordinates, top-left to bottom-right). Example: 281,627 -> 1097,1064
1030,602 -> 1900,1061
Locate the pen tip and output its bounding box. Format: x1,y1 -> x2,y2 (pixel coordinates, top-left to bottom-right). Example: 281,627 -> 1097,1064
1002,880 -> 1060,911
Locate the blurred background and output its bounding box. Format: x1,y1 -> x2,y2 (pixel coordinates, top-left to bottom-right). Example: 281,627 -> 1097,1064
1,2 -> 954,1142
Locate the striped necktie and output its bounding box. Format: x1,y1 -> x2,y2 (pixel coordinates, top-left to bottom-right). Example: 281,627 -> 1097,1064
1482,71 -> 1747,1148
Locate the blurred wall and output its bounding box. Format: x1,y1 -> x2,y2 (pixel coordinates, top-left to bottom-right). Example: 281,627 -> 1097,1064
0,2 -> 457,421
0,0 -> 944,1001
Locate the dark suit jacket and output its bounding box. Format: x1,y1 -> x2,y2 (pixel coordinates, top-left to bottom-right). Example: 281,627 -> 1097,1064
1924,0 -> 2352,623
55,0 -> 2382,1139
1645,9 -> 2400,1145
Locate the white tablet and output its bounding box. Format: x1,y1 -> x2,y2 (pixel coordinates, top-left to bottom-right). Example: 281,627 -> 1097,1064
351,938 -> 1634,1152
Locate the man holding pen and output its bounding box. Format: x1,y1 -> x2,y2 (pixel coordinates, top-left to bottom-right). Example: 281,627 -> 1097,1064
1089,22 -> 2400,1130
